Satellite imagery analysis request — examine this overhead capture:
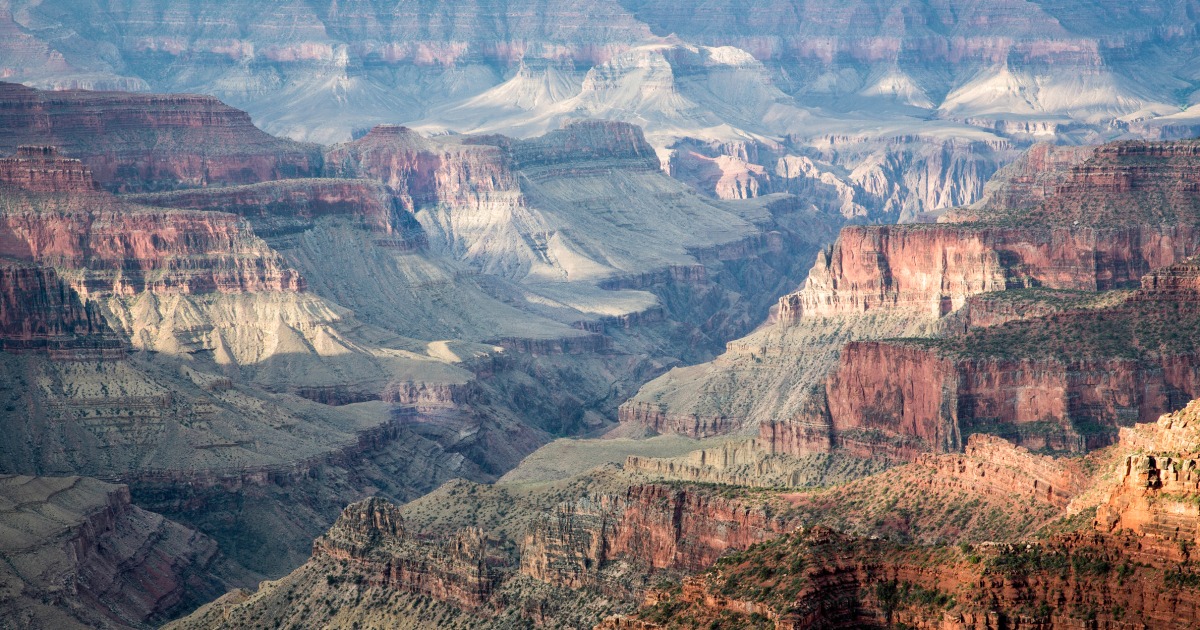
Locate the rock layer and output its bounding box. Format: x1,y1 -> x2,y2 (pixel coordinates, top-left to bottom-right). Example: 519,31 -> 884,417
0,475 -> 236,629
0,82 -> 320,191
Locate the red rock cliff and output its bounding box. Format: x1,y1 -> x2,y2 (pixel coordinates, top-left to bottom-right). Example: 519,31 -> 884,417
0,261 -> 121,356
0,146 -> 101,193
520,483 -> 797,591
0,81 -> 320,191
326,125 -> 518,210
0,189 -> 304,295
780,224 -> 1200,320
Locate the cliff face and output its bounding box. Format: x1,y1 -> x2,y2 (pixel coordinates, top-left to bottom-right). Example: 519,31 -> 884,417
0,475 -> 237,629
312,498 -> 500,610
961,142 -> 1097,214
780,224 -> 1200,321
0,190 -> 304,296
326,125 -> 519,210
1097,399 -> 1200,547
608,526 -> 1200,630
126,178 -> 426,244
520,483 -> 794,590
772,256 -> 1200,460
0,146 -> 101,193
0,261 -> 122,357
0,82 -> 320,191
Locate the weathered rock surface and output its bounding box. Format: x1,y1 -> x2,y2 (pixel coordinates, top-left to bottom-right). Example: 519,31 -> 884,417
780,224 -> 1200,321
521,483 -> 794,591
0,475 -> 239,629
606,399 -> 1200,630
0,261 -> 119,356
630,136 -> 1200,454
127,178 -> 425,245
313,498 -> 501,609
0,82 -> 320,191
0,146 -> 100,193
773,256 -> 1200,459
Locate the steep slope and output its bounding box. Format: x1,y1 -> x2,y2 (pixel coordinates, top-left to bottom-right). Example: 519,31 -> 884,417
607,398 -> 1200,630
624,137 -> 1200,454
0,475 -> 242,629
0,82 -> 321,191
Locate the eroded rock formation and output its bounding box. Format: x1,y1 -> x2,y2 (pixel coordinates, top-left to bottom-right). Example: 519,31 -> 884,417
0,475 -> 237,629
0,82 -> 320,191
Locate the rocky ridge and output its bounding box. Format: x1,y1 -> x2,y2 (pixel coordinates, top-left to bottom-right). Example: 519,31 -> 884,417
0,82 -> 321,192
603,400 -> 1200,629
0,475 -> 241,629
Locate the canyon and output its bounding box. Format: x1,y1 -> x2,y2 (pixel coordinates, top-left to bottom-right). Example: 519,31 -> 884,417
626,137 -> 1200,461
3,3 -> 1200,628
15,0 -> 1200,221
0,80 -> 846,625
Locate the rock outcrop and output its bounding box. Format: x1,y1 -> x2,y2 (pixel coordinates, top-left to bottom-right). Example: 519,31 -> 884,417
606,525 -> 1200,630
521,484 -> 795,590
127,178 -> 426,244
0,146 -> 101,193
326,125 -> 518,211
0,261 -> 122,357
0,189 -> 305,296
1097,399 -> 1200,547
779,224 -> 1200,321
770,256 -> 1200,459
0,475 -> 237,629
312,498 -> 501,610
0,82 -> 320,191
914,434 -> 1082,509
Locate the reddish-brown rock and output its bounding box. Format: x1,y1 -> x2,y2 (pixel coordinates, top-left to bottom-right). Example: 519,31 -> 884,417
312,498 -> 501,610
610,526 -> 1200,630
0,475 -> 236,628
772,337 -> 1200,459
0,261 -> 122,357
616,401 -> 740,438
520,484 -> 797,590
780,224 -> 1200,320
914,434 -> 1082,509
127,178 -> 426,244
0,189 -> 304,295
0,82 -> 320,191
0,146 -> 101,193
325,125 -> 518,210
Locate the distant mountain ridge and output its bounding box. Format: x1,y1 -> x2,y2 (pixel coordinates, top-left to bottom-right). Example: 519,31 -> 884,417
6,1 -> 1197,219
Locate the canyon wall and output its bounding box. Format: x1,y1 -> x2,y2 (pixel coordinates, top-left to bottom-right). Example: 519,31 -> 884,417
780,224 -> 1200,321
0,81 -> 320,191
127,178 -> 426,244
520,484 -> 795,590
312,498 -> 500,610
0,146 -> 101,193
0,475 -> 236,629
